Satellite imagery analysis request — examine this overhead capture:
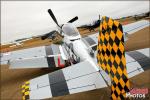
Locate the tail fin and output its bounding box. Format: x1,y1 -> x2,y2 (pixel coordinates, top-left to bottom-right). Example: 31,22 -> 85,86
97,16 -> 130,99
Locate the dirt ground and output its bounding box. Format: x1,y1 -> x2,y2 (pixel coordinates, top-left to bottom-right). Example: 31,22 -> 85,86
0,19 -> 150,100
1,66 -> 150,100
125,27 -> 150,51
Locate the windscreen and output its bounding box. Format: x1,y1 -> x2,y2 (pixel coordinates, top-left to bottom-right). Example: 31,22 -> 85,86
62,23 -> 79,36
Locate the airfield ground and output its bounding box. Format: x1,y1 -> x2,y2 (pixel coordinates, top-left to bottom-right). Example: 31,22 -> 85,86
0,18 -> 150,100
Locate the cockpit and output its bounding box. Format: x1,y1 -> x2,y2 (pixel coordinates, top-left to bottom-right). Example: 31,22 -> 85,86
62,23 -> 80,37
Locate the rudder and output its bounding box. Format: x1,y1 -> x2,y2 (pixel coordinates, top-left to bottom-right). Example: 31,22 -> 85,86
97,16 -> 130,100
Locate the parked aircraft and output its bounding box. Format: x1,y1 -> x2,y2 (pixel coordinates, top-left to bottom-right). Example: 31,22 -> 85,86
78,19 -> 100,32
1,9 -> 149,100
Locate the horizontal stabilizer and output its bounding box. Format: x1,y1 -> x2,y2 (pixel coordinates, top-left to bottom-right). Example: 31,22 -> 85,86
22,60 -> 109,99
21,48 -> 150,99
1,44 -> 66,69
123,20 -> 149,35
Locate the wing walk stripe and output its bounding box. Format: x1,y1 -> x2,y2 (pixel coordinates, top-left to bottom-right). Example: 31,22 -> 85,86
45,45 -> 54,55
48,70 -> 69,97
126,51 -> 150,71
45,45 -> 56,67
46,57 -> 56,67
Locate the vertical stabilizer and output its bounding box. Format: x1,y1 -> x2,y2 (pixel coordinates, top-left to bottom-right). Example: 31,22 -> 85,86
97,16 -> 130,99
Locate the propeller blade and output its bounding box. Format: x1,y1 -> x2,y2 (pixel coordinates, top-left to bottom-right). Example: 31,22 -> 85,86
48,9 -> 60,27
99,15 -> 100,20
68,16 -> 78,23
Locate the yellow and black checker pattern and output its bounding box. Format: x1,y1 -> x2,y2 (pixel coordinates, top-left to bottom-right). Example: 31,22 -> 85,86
97,16 -> 130,100
21,81 -> 30,100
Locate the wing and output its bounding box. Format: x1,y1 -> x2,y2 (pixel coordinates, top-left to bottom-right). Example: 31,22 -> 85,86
21,48 -> 150,99
123,20 -> 149,35
21,60 -> 110,99
82,20 -> 149,50
94,48 -> 150,78
126,48 -> 150,78
1,44 -> 67,69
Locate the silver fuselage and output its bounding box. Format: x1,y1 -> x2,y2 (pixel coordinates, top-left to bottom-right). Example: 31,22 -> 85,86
62,23 -> 99,71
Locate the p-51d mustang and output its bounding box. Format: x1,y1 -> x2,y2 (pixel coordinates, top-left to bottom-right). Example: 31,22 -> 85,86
1,9 -> 150,100
77,17 -> 101,32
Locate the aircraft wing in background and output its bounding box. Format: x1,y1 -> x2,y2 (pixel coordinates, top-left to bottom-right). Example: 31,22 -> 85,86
77,20 -> 100,32
1,30 -> 62,47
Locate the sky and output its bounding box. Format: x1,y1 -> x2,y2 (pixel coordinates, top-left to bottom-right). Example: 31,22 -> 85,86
1,1 -> 149,44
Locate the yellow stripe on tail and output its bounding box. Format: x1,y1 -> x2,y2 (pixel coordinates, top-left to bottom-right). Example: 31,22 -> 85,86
97,16 -> 130,100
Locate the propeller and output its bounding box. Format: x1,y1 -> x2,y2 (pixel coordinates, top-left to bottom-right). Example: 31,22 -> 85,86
48,9 -> 78,27
48,9 -> 60,27
42,9 -> 78,40
68,16 -> 78,23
